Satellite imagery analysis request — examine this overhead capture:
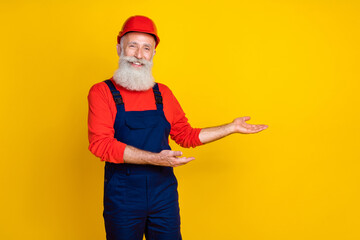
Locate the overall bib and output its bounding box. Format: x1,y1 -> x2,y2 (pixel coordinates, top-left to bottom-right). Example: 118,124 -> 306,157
103,80 -> 181,240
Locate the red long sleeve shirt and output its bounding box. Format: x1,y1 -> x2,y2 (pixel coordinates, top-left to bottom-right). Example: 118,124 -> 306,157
88,78 -> 202,163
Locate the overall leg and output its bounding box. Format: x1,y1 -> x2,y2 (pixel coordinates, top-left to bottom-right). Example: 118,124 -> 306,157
145,171 -> 182,240
103,165 -> 148,240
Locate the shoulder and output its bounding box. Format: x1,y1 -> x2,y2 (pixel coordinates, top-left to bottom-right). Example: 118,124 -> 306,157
88,80 -> 114,104
156,82 -> 183,112
157,82 -> 175,97
89,81 -> 110,93
88,81 -> 112,96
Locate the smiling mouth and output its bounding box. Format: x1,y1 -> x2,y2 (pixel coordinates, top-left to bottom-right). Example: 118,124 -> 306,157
130,61 -> 143,67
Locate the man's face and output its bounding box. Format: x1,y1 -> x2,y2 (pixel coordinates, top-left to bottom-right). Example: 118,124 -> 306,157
113,32 -> 156,91
117,32 -> 156,65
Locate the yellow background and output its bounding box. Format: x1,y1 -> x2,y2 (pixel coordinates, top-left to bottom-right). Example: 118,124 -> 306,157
1,0 -> 359,239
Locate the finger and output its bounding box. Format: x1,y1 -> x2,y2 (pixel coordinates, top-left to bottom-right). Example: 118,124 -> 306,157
170,151 -> 183,157
243,116 -> 251,121
173,157 -> 195,167
256,124 -> 268,130
249,125 -> 268,133
248,124 -> 268,129
255,124 -> 268,130
173,157 -> 195,163
174,161 -> 192,167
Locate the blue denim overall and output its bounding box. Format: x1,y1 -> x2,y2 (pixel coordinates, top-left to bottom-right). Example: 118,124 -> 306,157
103,80 -> 181,240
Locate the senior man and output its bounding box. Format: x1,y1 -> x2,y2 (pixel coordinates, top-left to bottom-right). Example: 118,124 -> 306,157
88,15 -> 268,240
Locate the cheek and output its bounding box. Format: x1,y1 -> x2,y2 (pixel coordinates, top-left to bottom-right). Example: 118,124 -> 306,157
144,52 -> 153,61
124,48 -> 135,57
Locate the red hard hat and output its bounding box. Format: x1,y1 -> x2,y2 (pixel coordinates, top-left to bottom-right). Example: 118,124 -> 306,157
117,15 -> 160,48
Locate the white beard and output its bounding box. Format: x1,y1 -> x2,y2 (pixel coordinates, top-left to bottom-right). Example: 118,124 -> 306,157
113,54 -> 155,91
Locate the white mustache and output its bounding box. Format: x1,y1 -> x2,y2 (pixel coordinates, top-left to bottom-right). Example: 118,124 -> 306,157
122,56 -> 151,67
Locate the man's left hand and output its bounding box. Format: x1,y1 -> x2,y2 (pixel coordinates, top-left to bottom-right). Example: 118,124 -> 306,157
232,116 -> 268,134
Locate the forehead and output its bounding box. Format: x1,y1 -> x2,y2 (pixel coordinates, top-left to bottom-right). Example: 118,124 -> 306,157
123,32 -> 156,46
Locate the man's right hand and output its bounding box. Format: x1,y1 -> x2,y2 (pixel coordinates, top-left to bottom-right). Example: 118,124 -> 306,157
123,145 -> 195,167
157,150 -> 195,167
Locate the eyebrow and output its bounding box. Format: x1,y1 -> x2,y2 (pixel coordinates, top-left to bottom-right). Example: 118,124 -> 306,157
127,41 -> 139,46
128,41 -> 152,48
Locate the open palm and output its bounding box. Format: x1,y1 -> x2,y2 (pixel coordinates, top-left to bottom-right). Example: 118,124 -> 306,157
233,116 -> 268,134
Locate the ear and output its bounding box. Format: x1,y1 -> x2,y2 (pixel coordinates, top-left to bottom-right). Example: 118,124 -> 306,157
152,49 -> 156,58
116,44 -> 121,57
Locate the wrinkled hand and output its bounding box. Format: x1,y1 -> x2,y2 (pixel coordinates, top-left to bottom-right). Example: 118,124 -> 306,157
232,116 -> 268,134
157,150 -> 195,167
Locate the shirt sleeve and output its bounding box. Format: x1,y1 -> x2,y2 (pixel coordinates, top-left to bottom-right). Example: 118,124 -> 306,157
87,82 -> 126,163
160,85 -> 203,148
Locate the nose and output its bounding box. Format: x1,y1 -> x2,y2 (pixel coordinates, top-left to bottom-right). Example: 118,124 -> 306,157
134,48 -> 143,59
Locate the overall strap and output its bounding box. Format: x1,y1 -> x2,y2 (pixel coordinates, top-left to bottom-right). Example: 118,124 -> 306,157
152,83 -> 164,110
104,80 -> 125,112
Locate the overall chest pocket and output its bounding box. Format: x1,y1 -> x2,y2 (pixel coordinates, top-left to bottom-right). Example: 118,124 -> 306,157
125,115 -> 160,130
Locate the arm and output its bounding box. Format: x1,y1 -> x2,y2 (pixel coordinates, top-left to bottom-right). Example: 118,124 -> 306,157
88,83 -> 126,163
161,85 -> 267,146
123,145 -> 195,167
160,85 -> 203,148
199,116 -> 268,144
